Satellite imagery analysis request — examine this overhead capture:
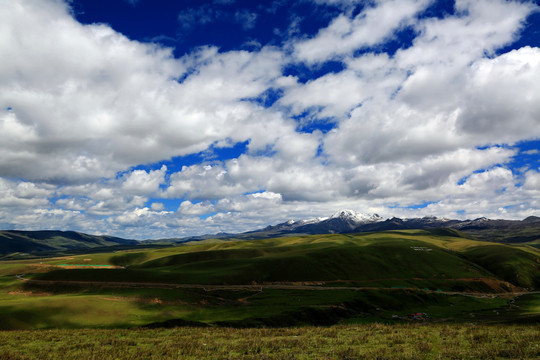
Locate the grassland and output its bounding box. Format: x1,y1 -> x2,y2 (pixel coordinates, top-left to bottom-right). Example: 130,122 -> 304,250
1,230 -> 540,359
25,230 -> 540,289
0,230 -> 138,257
0,324 -> 539,359
0,230 -> 539,330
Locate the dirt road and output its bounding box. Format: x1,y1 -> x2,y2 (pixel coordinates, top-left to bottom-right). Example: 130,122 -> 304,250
15,275 -> 538,299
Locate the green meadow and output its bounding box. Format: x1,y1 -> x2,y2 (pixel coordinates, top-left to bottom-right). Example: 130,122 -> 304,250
0,230 -> 539,358
1,230 -> 539,329
1,324 -> 539,360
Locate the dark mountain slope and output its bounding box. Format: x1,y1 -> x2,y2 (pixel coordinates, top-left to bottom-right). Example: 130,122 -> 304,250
0,230 -> 138,256
208,212 -> 540,244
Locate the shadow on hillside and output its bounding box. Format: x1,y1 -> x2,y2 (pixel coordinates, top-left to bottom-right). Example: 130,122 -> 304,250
0,304 -> 80,330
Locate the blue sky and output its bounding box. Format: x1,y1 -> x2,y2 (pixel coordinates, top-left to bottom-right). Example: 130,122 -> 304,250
1,0 -> 540,239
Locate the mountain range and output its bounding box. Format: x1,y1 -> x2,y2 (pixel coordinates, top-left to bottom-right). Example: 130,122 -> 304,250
174,209 -> 540,244
2,210 -> 540,256
0,230 -> 138,258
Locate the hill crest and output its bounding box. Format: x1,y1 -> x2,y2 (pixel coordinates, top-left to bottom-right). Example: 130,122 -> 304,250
0,230 -> 137,257
170,211 -> 540,244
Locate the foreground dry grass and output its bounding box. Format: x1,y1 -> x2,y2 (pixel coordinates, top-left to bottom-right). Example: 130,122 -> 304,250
0,324 -> 539,359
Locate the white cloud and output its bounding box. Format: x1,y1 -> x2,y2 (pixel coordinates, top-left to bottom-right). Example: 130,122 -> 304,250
3,208 -> 83,230
51,166 -> 169,219
523,170 -> 540,192
280,52 -> 408,120
0,0 -> 288,184
321,0 -> 539,168
456,167 -> 515,196
216,191 -> 283,213
0,178 -> 52,208
166,163 -> 247,200
55,198 -> 90,212
272,131 -> 321,162
294,0 -> 432,63
280,70 -> 367,119
398,0 -> 534,67
150,202 -> 165,211
1,0 -> 540,238
113,207 -> 172,228
121,166 -> 167,195
456,47 -> 540,144
177,201 -> 215,216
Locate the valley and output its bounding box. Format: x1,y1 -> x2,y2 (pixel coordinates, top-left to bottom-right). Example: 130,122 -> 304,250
1,229 -> 540,330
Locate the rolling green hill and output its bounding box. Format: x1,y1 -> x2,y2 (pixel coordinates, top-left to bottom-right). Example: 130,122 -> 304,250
462,245 -> 540,289
2,230 -> 540,329
31,230 -> 540,290
0,230 -> 138,257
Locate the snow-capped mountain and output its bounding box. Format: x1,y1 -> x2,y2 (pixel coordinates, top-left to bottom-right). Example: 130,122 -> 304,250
290,216 -> 330,226
247,210 -> 384,236
239,212 -> 540,242
329,210 -> 383,224
167,211 -> 540,244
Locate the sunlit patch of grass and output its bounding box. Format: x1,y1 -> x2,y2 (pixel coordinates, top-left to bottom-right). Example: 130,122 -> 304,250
0,294 -> 196,330
0,324 -> 539,360
2,230 -> 540,332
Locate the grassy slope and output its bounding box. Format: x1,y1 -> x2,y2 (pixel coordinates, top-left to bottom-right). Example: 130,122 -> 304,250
1,324 -> 539,360
462,221 -> 540,243
463,244 -> 540,289
0,230 -> 138,257
32,230 -> 540,289
1,279 -> 532,329
1,230 -> 540,329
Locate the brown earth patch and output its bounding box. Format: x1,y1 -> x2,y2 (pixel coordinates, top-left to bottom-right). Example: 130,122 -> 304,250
453,278 -> 523,293
53,265 -> 123,269
99,296 -> 127,302
8,291 -> 32,296
8,290 -> 52,296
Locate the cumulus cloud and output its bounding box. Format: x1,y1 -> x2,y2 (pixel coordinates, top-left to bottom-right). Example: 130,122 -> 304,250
150,202 -> 165,211
177,201 -> 215,216
0,0 -> 288,184
166,163 -> 246,200
456,47 -> 540,144
121,166 -> 167,195
113,207 -> 172,228
320,4 -> 539,166
0,178 -> 53,208
294,0 -> 432,63
1,0 -> 540,238
523,170 -> 540,192
53,165 -> 172,218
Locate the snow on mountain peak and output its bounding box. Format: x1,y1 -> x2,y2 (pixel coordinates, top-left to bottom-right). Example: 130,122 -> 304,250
299,217 -> 329,225
420,216 -> 451,222
330,210 -> 383,223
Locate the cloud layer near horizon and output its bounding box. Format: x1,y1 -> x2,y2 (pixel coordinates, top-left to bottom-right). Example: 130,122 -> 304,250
1,0 -> 540,239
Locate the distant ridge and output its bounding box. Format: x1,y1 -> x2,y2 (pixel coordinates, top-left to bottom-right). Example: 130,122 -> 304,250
0,230 -> 138,256
257,209 -> 384,235
159,210 -> 540,244
3,211 -> 540,255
